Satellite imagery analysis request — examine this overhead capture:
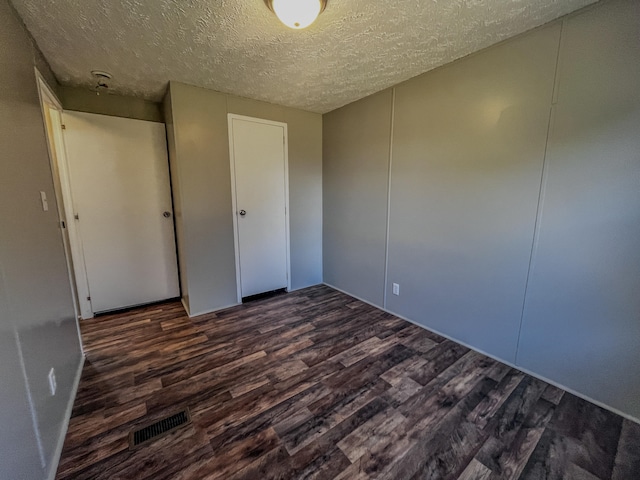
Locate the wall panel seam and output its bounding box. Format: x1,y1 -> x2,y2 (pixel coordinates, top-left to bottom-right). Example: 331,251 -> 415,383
514,20 -> 565,365
382,88 -> 396,309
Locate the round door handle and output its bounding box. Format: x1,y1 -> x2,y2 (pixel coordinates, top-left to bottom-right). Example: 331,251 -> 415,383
239,210 -> 246,217
163,211 -> 171,218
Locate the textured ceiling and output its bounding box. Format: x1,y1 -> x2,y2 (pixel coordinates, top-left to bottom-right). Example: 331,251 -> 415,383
12,0 -> 597,113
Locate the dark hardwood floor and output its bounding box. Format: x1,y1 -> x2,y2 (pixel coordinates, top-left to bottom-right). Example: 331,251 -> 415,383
56,285 -> 640,479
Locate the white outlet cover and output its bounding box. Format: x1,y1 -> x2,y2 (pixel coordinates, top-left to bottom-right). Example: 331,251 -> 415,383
48,368 -> 56,396
392,283 -> 400,295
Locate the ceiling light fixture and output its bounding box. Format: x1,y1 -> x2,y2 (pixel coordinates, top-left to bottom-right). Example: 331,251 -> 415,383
265,0 -> 327,29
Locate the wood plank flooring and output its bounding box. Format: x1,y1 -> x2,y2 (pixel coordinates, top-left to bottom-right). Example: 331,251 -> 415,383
56,285 -> 640,480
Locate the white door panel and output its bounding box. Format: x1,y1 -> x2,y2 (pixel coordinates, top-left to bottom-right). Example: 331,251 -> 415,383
62,111 -> 179,313
230,117 -> 289,298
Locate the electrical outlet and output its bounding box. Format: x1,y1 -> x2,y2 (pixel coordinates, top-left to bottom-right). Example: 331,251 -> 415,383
392,283 -> 400,296
48,368 -> 56,396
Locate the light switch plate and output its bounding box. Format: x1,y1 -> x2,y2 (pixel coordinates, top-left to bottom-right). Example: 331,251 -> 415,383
40,191 -> 49,211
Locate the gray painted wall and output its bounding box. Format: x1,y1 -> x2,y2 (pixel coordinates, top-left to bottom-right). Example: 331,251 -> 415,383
322,0 -> 640,421
517,0 -> 640,419
60,86 -> 163,123
323,90 -> 393,307
165,84 -> 236,316
165,82 -> 322,316
33,46 -> 60,100
387,24 -> 560,363
286,108 -> 323,290
0,1 -> 83,478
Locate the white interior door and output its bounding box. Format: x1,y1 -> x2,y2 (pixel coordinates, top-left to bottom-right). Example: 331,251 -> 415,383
62,111 -> 179,313
229,115 -> 289,299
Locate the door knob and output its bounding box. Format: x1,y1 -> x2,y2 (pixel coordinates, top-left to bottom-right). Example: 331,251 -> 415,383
239,210 -> 246,217
163,211 -> 171,218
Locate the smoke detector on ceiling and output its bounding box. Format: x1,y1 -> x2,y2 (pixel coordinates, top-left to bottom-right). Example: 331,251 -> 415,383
91,70 -> 113,95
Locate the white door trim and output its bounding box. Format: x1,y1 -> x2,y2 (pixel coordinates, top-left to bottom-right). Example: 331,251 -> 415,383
35,69 -> 94,322
227,114 -> 291,303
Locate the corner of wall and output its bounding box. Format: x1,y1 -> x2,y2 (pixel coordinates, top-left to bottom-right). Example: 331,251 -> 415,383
47,355 -> 85,480
59,86 -> 163,123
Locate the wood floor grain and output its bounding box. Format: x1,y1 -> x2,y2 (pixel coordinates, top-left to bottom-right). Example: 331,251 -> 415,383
55,285 -> 640,480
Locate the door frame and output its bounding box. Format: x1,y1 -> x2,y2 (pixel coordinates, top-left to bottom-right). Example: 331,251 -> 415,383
35,69 -> 94,322
227,114 -> 291,303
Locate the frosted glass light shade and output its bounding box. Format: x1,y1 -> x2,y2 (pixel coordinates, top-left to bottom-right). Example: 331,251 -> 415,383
271,0 -> 324,29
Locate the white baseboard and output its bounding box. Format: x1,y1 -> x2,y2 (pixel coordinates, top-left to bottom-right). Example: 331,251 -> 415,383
48,354 -> 85,480
183,282 -> 326,319
181,297 -> 190,317
323,282 -> 640,425
186,302 -> 241,318
288,281 -> 323,293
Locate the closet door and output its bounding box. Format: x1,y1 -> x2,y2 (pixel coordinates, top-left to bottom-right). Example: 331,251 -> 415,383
229,115 -> 289,299
63,111 -> 179,313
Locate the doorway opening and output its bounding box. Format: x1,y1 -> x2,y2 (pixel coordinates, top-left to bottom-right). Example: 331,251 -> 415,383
35,70 -> 179,321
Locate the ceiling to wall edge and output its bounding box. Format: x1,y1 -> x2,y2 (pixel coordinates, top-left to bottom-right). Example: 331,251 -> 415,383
323,0 -> 603,115
22,0 -> 602,115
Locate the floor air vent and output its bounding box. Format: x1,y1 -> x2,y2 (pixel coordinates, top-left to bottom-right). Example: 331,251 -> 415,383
129,409 -> 191,449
